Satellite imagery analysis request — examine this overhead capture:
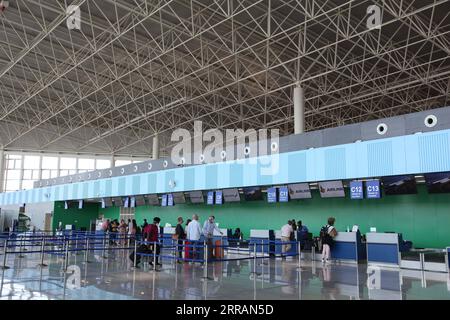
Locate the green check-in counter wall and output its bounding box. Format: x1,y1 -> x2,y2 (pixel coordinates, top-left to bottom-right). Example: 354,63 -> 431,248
53,185 -> 450,248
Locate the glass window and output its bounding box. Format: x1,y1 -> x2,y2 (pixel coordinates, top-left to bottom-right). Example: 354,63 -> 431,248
5,180 -> 20,192
21,180 -> 35,190
60,157 -> 76,170
42,156 -> 58,169
96,159 -> 111,169
23,155 -> 40,169
78,158 -> 95,170
115,160 -> 132,166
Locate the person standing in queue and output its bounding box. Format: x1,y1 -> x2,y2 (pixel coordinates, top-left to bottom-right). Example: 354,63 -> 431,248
174,216 -> 186,263
202,215 -> 223,260
320,217 -> 338,264
280,220 -> 294,259
186,214 -> 202,264
145,217 -> 162,266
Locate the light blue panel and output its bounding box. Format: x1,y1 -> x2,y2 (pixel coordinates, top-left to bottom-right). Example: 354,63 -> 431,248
93,181 -> 100,197
82,182 -> 89,199
174,166 -> 185,191
287,152 -> 306,182
345,143 -> 357,179
392,137 -> 406,176
257,155 -> 274,186
111,177 -> 119,196
183,168 -> 195,191
123,176 -> 132,195
367,140 -> 393,177
306,150 -> 316,181
156,171 -> 165,192
217,162 -> 230,188
242,159 -> 257,187
314,148 -> 326,181
37,188 -> 43,203
140,173 -> 149,193
87,181 -> 94,198
147,173 -> 156,194
53,186 -> 60,201
229,162 -> 243,187
165,170 -> 175,191
272,152 -> 288,185
18,191 -> 24,204
62,185 -> 69,200
404,134 -> 420,174
205,165 -> 218,189
72,183 -> 78,200
355,141 -> 368,178
104,179 -> 112,197
325,147 -> 346,180
118,177 -> 126,196
195,166 -> 206,190
131,175 -> 140,195
418,132 -> 450,173
2,128 -> 450,206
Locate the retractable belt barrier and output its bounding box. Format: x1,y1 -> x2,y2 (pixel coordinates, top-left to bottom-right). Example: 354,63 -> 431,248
0,231 -> 305,273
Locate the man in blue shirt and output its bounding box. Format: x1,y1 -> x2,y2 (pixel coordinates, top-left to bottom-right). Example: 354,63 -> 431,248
297,220 -> 309,242
203,216 -> 223,260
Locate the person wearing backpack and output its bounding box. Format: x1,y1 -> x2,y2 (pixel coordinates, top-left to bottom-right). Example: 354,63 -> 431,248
320,217 -> 337,264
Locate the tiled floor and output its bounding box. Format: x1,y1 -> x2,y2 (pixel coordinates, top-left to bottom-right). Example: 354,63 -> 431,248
0,249 -> 449,300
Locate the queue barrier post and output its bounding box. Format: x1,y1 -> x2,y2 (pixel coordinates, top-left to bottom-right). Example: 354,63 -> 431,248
38,237 -> 48,267
202,240 -> 209,280
84,236 -> 90,263
18,236 -> 25,258
133,240 -> 137,269
153,242 -> 157,272
102,234 -> 107,259
64,237 -> 69,272
296,241 -> 302,271
1,240 -> 9,270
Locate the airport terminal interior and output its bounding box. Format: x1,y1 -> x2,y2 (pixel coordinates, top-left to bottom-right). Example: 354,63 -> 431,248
0,0 -> 450,301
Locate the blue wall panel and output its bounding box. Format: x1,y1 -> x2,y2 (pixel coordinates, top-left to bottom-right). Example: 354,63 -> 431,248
2,129 -> 450,205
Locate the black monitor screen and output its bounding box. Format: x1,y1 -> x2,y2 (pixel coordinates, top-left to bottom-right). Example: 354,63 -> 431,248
113,197 -> 124,207
382,175 -> 417,195
424,172 -> 450,194
243,187 -> 263,201
135,195 -> 146,206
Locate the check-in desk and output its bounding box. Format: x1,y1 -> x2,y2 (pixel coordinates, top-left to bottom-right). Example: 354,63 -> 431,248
161,227 -> 175,246
212,228 -> 228,258
249,230 -> 272,255
331,231 -> 366,263
273,230 -> 298,257
447,247 -> 450,273
366,233 -> 403,267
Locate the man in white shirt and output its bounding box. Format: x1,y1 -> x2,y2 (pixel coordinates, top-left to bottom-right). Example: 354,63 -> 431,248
186,214 -> 202,262
280,220 -> 294,259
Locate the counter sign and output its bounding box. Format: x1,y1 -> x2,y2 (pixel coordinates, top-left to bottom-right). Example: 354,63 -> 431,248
278,186 -> 289,202
366,180 -> 381,198
267,187 -> 277,203
350,181 -> 364,199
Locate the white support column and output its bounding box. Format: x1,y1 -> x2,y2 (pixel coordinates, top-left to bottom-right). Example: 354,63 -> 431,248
293,85 -> 305,134
0,149 -> 5,193
152,135 -> 159,160
110,155 -> 116,168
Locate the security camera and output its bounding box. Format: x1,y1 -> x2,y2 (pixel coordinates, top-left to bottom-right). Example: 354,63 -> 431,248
0,1 -> 9,12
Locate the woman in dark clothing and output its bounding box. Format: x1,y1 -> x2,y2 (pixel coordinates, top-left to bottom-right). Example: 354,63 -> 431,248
175,217 -> 186,262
